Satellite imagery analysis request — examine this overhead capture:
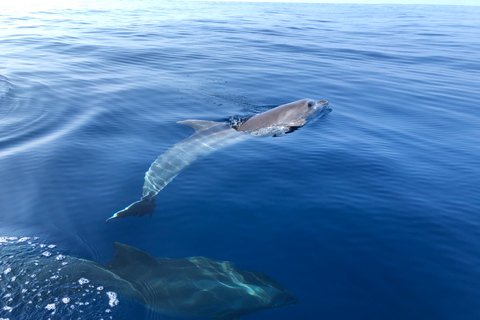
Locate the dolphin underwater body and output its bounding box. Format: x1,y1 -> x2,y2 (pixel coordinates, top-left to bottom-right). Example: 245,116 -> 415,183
0,238 -> 299,319
107,99 -> 331,222
107,242 -> 300,319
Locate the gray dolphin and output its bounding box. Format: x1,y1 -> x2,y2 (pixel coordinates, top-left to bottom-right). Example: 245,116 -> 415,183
0,238 -> 299,319
108,242 -> 299,319
107,99 -> 331,222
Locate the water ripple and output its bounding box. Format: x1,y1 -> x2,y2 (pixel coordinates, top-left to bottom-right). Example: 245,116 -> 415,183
0,80 -> 101,159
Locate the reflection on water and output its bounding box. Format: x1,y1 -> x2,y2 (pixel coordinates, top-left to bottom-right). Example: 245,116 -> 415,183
0,237 -> 298,319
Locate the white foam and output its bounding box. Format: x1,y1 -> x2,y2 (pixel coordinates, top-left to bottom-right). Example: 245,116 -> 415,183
2,306 -> 12,312
62,297 -> 70,304
45,303 -> 55,311
106,291 -> 119,307
78,277 -> 90,285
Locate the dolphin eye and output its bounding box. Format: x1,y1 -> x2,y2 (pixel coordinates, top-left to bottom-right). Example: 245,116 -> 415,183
307,101 -> 315,107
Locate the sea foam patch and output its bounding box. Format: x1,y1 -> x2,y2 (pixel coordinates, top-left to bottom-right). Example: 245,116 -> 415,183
0,236 -> 119,319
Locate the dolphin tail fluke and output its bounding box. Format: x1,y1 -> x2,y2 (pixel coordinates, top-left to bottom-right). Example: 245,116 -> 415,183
106,196 -> 157,223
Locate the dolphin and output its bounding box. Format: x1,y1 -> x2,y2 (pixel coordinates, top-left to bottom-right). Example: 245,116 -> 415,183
107,242 -> 300,319
0,238 -> 299,319
106,99 -> 331,222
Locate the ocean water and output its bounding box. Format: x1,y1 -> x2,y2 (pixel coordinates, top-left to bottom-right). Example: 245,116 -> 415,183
1,1 -> 480,319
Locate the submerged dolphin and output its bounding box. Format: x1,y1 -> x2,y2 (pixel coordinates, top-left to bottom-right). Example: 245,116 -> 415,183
107,99 -> 331,222
107,242 -> 299,319
0,238 -> 299,319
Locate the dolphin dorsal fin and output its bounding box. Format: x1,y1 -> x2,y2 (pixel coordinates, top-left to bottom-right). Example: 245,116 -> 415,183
177,120 -> 221,132
108,242 -> 159,276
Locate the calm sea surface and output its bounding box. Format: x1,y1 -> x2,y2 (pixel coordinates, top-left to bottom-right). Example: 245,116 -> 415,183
1,1 -> 479,319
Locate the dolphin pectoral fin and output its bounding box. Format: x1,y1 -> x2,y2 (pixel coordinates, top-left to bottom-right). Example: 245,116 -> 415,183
106,196 -> 157,223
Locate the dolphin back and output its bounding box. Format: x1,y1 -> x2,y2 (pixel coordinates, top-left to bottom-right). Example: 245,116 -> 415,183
107,120 -> 247,222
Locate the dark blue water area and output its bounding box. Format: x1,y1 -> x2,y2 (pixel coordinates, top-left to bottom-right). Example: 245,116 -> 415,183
1,1 -> 480,319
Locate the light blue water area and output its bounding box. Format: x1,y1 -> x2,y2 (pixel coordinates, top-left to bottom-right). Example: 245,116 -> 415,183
1,1 -> 479,319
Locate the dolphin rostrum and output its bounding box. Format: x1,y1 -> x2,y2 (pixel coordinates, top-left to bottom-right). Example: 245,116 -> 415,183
106,99 -> 331,222
0,238 -> 299,319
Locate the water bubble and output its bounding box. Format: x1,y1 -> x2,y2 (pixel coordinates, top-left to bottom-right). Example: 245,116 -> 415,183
42,251 -> 52,257
3,268 -> 11,275
106,292 -> 119,307
47,244 -> 56,249
45,303 -> 55,311
2,306 -> 13,312
97,286 -> 104,291
78,278 -> 89,285
18,237 -> 30,242
55,255 -> 66,261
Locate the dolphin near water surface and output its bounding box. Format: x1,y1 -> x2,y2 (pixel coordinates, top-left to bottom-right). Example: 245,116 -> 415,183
107,99 -> 331,222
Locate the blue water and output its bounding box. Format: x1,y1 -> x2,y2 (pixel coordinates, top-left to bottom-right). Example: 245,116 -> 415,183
1,1 -> 480,319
